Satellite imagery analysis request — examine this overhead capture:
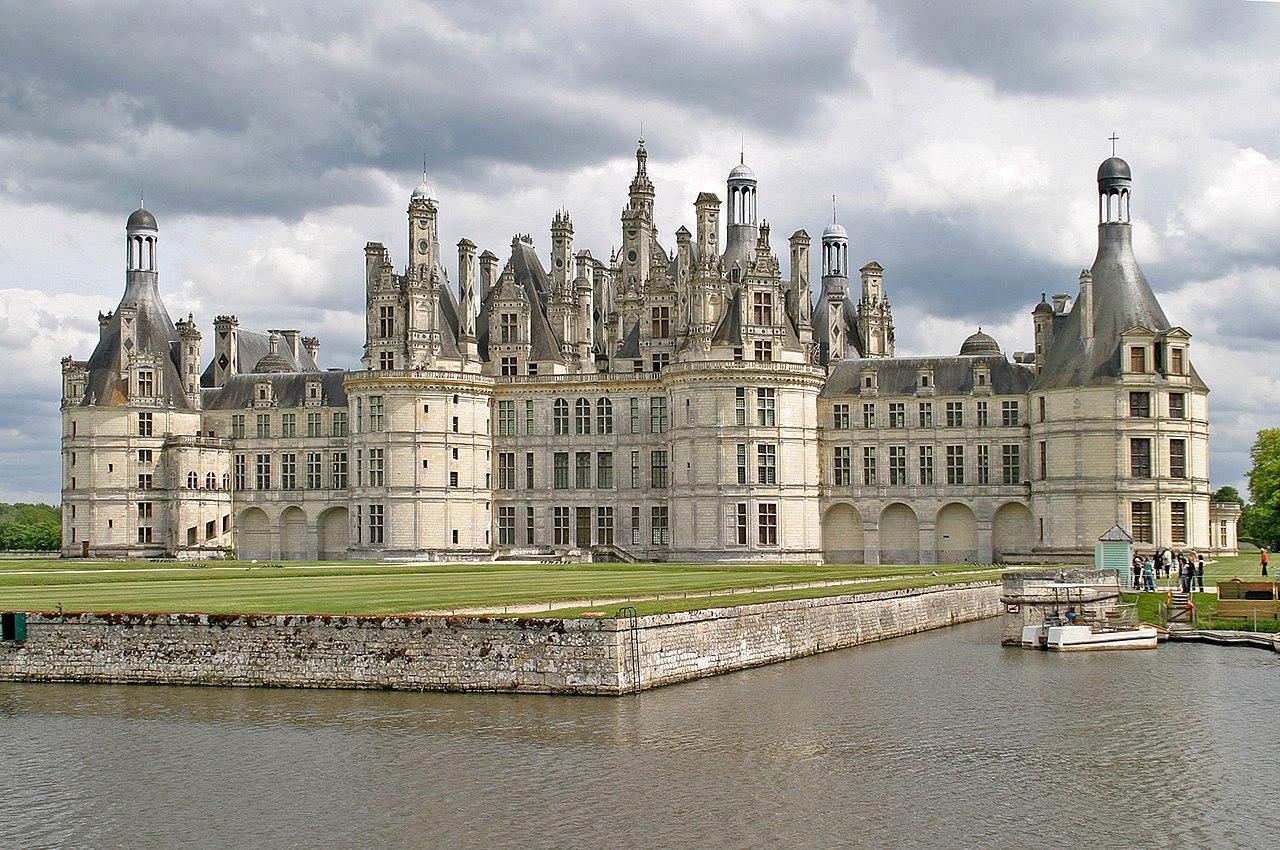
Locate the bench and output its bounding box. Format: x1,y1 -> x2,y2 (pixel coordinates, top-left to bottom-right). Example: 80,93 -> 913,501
1216,579 -> 1280,620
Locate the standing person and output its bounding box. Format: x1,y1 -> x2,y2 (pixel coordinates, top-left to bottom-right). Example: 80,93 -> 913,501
1133,555 -> 1143,591
1154,549 -> 1165,582
1196,554 -> 1206,593
1263,548 -> 1270,577
1143,556 -> 1156,592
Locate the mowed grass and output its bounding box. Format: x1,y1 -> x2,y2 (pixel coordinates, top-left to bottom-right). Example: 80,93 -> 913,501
0,558 -> 995,617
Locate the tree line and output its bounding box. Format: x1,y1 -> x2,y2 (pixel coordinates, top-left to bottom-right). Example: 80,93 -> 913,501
0,503 -> 60,551
1233,428 -> 1280,551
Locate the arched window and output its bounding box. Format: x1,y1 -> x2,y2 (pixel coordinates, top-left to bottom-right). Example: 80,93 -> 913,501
575,398 -> 592,435
597,398 -> 613,434
222,473 -> 230,491
206,472 -> 217,490
187,471 -> 198,489
553,398 -> 570,435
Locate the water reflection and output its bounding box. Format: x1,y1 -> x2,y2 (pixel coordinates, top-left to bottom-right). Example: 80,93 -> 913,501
2,620 -> 1276,848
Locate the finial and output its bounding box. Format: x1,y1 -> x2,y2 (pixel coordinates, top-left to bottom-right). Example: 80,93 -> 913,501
422,153 -> 428,182
740,133 -> 744,165
1108,132 -> 1119,157
832,194 -> 837,224
639,120 -> 644,142
139,190 -> 144,209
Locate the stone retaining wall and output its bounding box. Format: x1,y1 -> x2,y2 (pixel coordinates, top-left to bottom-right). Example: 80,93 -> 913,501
0,583 -> 1001,695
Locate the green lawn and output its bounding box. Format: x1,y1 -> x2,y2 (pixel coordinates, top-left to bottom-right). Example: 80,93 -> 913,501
1127,590 -> 1280,634
0,558 -> 996,617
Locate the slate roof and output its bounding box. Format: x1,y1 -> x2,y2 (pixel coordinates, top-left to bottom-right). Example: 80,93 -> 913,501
200,327 -> 320,387
475,240 -> 566,364
202,369 -> 348,410
811,286 -> 864,366
80,272 -> 190,409
1033,223 -> 1206,391
821,354 -> 1035,398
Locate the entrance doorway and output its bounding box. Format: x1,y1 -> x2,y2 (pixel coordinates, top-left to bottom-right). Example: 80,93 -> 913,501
576,507 -> 592,548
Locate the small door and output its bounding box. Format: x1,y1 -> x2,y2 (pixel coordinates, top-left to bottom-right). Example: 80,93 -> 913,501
576,507 -> 592,548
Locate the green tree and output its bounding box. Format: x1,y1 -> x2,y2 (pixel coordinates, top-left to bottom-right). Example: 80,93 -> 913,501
1212,485 -> 1245,505
0,502 -> 61,552
1245,429 -> 1280,550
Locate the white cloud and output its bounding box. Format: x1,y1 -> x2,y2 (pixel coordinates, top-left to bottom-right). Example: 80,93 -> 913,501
1167,147 -> 1280,255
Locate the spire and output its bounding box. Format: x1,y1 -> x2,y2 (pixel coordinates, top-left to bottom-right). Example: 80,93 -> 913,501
832,194 -> 837,224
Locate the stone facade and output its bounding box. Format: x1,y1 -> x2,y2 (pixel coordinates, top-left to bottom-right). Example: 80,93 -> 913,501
0,583 -> 999,694
59,148 -> 1237,563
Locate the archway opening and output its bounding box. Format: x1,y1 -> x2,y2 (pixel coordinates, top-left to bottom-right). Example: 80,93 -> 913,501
992,503 -> 1034,563
822,503 -> 864,564
937,503 -> 979,565
880,503 -> 920,565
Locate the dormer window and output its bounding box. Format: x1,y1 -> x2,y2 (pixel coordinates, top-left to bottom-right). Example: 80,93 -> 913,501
137,370 -> 154,397
1169,347 -> 1184,375
499,313 -> 518,344
1129,346 -> 1147,373
921,375 -> 930,388
752,291 -> 773,326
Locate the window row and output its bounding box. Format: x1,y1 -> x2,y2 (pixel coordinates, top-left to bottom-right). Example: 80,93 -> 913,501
830,444 -> 1023,487
1130,500 -> 1190,545
232,452 -> 349,491
229,410 -> 349,439
830,400 -> 1021,430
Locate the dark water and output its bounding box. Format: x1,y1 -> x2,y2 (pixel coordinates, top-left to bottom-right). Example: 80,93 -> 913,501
2,620 -> 1277,848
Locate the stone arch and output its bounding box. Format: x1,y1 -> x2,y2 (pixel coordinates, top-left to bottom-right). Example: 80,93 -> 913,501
992,502 -> 1034,563
879,503 -> 920,565
318,507 -> 350,561
936,502 -> 979,564
279,506 -> 308,560
236,507 -> 273,560
822,503 -> 864,564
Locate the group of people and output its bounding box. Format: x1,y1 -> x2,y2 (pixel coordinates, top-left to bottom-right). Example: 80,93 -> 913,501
1131,548 -> 1205,593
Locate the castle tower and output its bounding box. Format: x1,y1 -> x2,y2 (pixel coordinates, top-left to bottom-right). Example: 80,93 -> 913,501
620,140 -> 654,298
816,218 -> 850,365
856,261 -> 894,357
1030,152 -> 1210,554
724,157 -> 759,274
176,314 -> 203,408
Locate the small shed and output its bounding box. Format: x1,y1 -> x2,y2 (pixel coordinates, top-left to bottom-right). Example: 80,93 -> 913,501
1095,525 -> 1133,581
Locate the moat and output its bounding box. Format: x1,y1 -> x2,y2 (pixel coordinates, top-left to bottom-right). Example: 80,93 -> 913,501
2,619 -> 1275,848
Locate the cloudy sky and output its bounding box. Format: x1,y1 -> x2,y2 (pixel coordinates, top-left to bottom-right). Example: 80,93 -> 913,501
1,0 -> 1278,502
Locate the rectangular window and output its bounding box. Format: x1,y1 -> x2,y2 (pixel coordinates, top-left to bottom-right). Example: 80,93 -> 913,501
1169,439 -> 1187,479
526,506 -> 535,544
137,526 -> 153,544
523,400 -> 534,435
553,401 -> 569,435
525,452 -> 534,489
231,414 -> 246,439
281,413 -> 297,437
597,507 -> 615,545
379,306 -> 395,339
735,388 -> 747,426
946,445 -> 964,485
575,399 -> 592,435
497,506 -> 516,545
1170,347 -> 1184,375
736,443 -> 748,485
758,389 -> 776,426
630,451 -> 640,488
368,448 -> 384,487
1129,346 -> 1147,373
256,413 -> 270,439
753,340 -> 773,362
331,452 -> 347,489
758,503 -> 778,546
1171,501 -> 1187,544
368,504 -> 384,545
379,351 -> 395,371
833,446 -> 851,486
1131,501 -> 1153,543
918,445 -> 934,486
369,396 -> 384,432
630,506 -> 641,545
863,446 -> 878,486
137,473 -> 153,490
651,506 -> 669,545
553,452 -> 570,489
945,401 -> 963,428
1169,392 -> 1186,420
255,453 -> 271,490
597,452 -> 614,489
888,402 -> 905,429
553,507 -> 571,545
752,291 -> 774,325
735,502 -> 749,546
1001,401 -> 1020,427
497,452 -> 515,490
138,501 -> 153,519
597,399 -> 613,434
498,400 -> 516,436
449,470 -> 458,488
917,402 -> 933,428
1130,438 -> 1152,478
137,449 -> 152,464
332,411 -> 348,437
306,452 -> 322,489
832,403 -> 850,430
650,396 -> 668,433
1039,441 -> 1047,481
1129,391 -> 1151,418
1001,445 -> 1021,485
651,305 -> 671,338
307,412 -> 323,437
889,445 -> 906,485
1037,396 -> 1046,423
976,445 -> 990,485
234,454 -> 246,491
652,353 -> 670,374
862,403 -> 876,429
629,398 -> 640,434
281,453 -> 297,490
976,401 -> 989,427
137,412 -> 153,437
651,451 -> 669,488
575,452 -> 591,489
757,443 -> 777,485
499,356 -> 518,376
136,369 -> 154,397
498,312 -> 518,344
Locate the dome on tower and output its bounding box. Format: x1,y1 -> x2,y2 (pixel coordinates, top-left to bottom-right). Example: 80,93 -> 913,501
251,351 -> 290,374
1097,156 -> 1131,182
959,328 -> 1001,357
822,222 -> 847,239
728,162 -> 756,181
127,207 -> 157,230
411,175 -> 437,203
